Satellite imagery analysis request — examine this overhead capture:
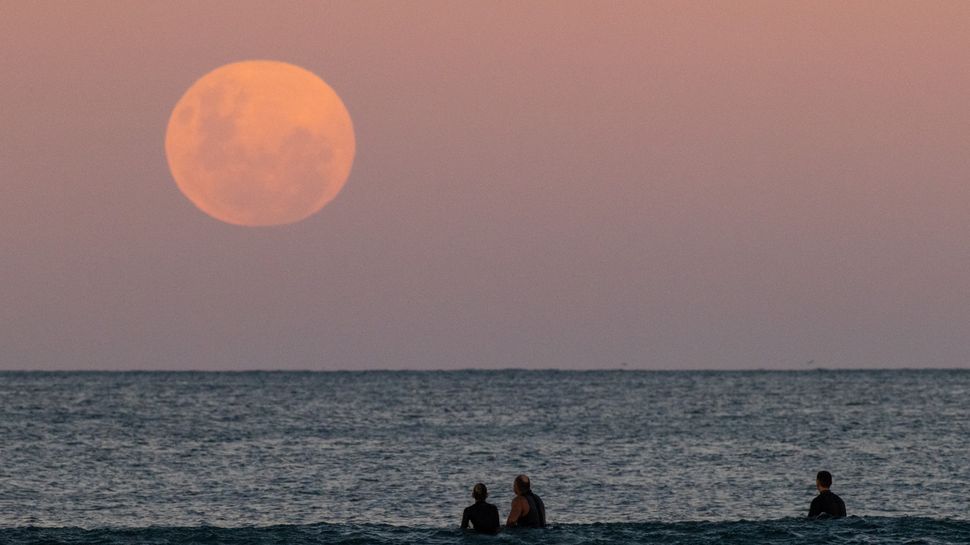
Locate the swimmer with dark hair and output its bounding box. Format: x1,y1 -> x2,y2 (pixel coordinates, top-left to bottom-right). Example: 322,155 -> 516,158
808,470 -> 846,518
461,483 -> 500,534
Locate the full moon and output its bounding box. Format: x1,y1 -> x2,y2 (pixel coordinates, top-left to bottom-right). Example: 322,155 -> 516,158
165,60 -> 355,226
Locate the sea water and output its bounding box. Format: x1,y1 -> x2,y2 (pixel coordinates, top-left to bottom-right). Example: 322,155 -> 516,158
1,370 -> 968,544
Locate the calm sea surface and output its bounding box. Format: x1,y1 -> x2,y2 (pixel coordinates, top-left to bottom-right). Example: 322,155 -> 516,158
1,370 -> 968,544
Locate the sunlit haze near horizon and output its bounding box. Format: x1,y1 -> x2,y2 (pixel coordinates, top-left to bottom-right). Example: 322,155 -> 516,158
2,1 -> 969,370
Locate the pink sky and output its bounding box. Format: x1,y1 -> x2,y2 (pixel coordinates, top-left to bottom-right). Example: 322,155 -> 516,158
2,1 -> 969,370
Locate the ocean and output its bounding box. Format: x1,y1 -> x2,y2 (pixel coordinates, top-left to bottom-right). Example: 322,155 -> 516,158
1,370 -> 968,544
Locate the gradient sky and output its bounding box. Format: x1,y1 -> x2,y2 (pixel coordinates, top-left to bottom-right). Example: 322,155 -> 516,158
2,1 -> 969,370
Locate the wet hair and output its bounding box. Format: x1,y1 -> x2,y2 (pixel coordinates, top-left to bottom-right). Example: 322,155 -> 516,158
816,471 -> 833,488
473,483 -> 488,501
514,474 -> 531,492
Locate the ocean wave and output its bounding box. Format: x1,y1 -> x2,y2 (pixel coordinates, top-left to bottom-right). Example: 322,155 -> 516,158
3,517 -> 970,545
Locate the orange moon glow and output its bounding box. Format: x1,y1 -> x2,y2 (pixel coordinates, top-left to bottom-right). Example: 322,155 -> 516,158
165,61 -> 355,226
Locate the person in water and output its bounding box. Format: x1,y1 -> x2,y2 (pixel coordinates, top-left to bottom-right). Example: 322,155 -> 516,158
506,474 -> 546,528
808,470 -> 846,518
461,483 -> 500,534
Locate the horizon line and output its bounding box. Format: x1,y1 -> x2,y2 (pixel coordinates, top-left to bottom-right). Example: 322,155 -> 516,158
0,366 -> 967,373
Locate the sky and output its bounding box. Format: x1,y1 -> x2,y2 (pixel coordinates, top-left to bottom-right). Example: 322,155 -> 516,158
2,1 -> 969,370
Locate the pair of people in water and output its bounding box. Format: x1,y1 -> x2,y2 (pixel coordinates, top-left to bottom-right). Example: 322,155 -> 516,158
461,470 -> 844,532
460,474 -> 546,534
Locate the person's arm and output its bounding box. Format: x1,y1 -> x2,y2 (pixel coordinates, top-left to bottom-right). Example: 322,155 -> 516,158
837,498 -> 846,518
488,505 -> 500,531
461,507 -> 470,529
808,496 -> 820,518
506,496 -> 525,527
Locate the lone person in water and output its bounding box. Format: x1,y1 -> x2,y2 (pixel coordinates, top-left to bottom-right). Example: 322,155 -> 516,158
461,483 -> 500,534
506,474 -> 546,528
808,470 -> 846,518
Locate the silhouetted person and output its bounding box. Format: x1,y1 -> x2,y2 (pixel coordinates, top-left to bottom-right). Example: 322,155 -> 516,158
808,470 -> 846,518
506,474 -> 546,528
461,483 -> 500,534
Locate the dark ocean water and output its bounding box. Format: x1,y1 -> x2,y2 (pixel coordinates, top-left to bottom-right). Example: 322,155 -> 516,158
4,518 -> 970,545
1,370 -> 968,544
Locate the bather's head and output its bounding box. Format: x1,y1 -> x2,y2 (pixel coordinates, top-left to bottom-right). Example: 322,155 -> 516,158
472,483 -> 488,502
816,470 -> 833,492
